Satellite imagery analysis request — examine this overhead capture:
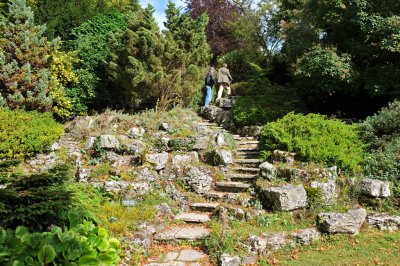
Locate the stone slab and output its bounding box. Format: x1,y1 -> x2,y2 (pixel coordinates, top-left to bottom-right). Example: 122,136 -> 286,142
155,226 -> 210,241
175,212 -> 211,223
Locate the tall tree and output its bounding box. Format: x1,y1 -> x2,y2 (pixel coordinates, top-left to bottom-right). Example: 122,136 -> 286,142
185,0 -> 242,59
277,0 -> 400,116
0,0 -> 58,112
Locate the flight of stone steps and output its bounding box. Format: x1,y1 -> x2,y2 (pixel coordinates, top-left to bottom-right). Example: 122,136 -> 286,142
153,120 -> 260,247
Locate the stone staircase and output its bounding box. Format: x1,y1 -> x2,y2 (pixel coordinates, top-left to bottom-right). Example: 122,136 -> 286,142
147,102 -> 261,265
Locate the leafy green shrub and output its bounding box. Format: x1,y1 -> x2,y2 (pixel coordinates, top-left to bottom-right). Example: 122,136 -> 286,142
0,162 -> 73,231
360,100 -> 400,151
0,219 -> 121,265
232,80 -> 304,127
259,113 -> 365,172
361,101 -> 400,181
0,108 -> 63,159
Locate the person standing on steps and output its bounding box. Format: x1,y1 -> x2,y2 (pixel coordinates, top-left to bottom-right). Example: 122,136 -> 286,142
216,63 -> 233,102
204,66 -> 215,107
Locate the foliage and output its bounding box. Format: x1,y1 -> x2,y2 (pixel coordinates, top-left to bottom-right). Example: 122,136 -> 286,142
360,100 -> 400,151
0,162 -> 73,231
259,112 -> 365,172
107,3 -> 210,110
0,0 -> 58,112
0,108 -> 63,159
361,100 -> 400,181
32,0 -> 137,39
277,0 -> 400,115
186,0 -> 243,58
294,45 -> 355,104
0,220 -> 121,265
232,79 -> 304,127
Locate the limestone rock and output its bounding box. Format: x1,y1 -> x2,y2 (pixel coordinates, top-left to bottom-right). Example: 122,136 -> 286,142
217,97 -> 236,109
366,213 -> 400,231
216,149 -> 233,165
99,135 -> 120,149
220,254 -> 241,266
261,184 -> 308,211
159,123 -> 169,131
138,167 -> 158,181
273,150 -> 297,165
360,178 -> 391,198
184,166 -> 213,194
291,228 -> 320,245
105,152 -> 133,167
317,208 -> 367,234
128,127 -> 145,138
156,203 -> 174,218
172,152 -> 199,169
246,232 -> 289,255
85,137 -> 96,150
259,161 -> 277,180
192,135 -> 211,150
236,126 -> 262,137
310,180 -> 336,204
216,132 -> 225,147
146,152 -> 169,171
102,181 -> 152,195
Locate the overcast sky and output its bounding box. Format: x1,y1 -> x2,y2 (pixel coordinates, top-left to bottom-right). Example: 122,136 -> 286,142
138,0 -> 186,29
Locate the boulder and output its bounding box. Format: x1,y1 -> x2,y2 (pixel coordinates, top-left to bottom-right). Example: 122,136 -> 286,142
317,208 -> 367,234
217,97 -> 236,109
291,228 -> 320,245
246,232 -> 289,255
127,127 -> 145,139
138,167 -> 158,181
310,180 -> 336,204
259,161 -> 277,180
85,137 -> 96,150
105,152 -> 133,167
172,152 -> 199,169
273,150 -> 297,165
360,178 -> 391,198
216,149 -> 233,165
184,166 -> 213,194
220,254 -> 241,266
192,135 -> 211,150
261,184 -> 308,211
145,152 -> 169,171
159,122 -> 169,131
200,105 -> 225,122
99,135 -> 120,149
236,126 -> 262,137
216,132 -> 225,147
366,213 -> 400,231
125,139 -> 146,155
102,181 -> 152,195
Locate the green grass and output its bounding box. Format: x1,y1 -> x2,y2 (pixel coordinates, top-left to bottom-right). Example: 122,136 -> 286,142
267,230 -> 400,265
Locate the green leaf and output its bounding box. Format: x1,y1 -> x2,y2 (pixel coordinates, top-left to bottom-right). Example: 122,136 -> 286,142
12,260 -> 24,266
0,228 -> 6,244
15,227 -> 29,239
38,244 -> 56,264
68,211 -> 80,228
97,228 -> 107,237
24,256 -> 34,265
78,255 -> 102,266
97,239 -> 110,252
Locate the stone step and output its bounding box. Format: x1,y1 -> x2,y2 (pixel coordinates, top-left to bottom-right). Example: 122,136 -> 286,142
216,181 -> 253,192
237,147 -> 260,152
155,225 -> 210,241
234,158 -> 261,164
205,191 -> 254,206
232,167 -> 260,173
175,212 -> 211,223
190,202 -> 220,212
237,153 -> 259,159
198,122 -> 217,126
233,135 -> 256,141
227,173 -> 258,182
238,141 -> 259,145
